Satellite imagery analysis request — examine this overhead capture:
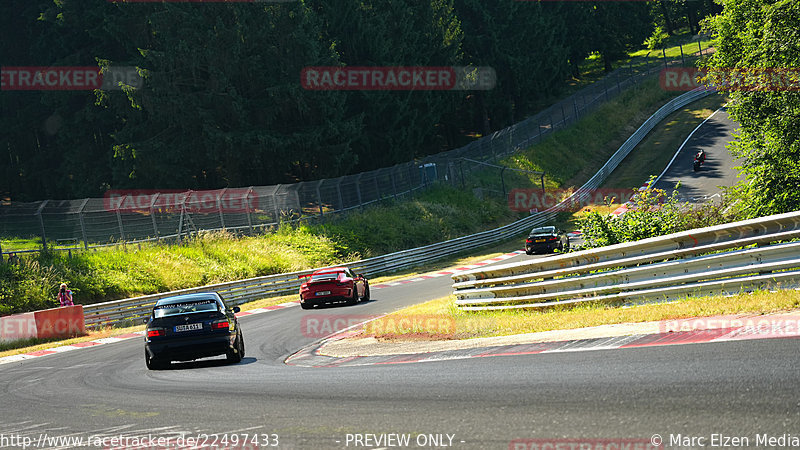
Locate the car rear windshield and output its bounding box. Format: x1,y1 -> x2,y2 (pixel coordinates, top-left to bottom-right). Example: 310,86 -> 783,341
530,226 -> 556,235
310,272 -> 341,282
153,299 -> 219,318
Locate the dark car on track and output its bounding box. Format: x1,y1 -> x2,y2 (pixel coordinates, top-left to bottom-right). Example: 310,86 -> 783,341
144,292 -> 244,370
299,267 -> 370,309
525,226 -> 570,255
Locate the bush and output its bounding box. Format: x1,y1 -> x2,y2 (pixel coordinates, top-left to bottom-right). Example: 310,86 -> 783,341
0,258 -> 60,315
644,26 -> 667,51
579,179 -> 737,248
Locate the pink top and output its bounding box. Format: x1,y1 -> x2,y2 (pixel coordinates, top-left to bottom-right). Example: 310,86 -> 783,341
58,290 -> 74,307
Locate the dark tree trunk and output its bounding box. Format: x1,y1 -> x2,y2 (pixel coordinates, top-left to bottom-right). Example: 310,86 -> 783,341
659,1 -> 675,36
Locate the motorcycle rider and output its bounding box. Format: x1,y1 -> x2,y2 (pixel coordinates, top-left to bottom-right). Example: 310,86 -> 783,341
695,149 -> 706,164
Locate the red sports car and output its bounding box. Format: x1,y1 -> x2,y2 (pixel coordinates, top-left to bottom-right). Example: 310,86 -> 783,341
299,267 -> 370,309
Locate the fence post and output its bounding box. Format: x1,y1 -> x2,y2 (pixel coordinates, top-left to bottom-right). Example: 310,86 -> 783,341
217,188 -> 227,229
560,102 -> 567,126
662,47 -> 667,67
355,173 -> 364,209
698,39 -> 702,55
272,185 -> 282,224
408,164 -> 416,197
315,180 -> 325,223
0,241 -> 3,262
36,200 -> 49,251
389,168 -> 398,200
245,187 -> 255,232
336,178 -> 344,210
115,195 -> 126,241
177,193 -> 188,242
149,193 -> 160,241
373,172 -> 381,200
500,166 -> 508,198
573,98 -> 579,119
679,43 -> 685,65
78,198 -> 90,250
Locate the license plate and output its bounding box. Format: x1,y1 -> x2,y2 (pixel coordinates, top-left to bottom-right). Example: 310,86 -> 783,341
175,323 -> 203,332
315,291 -> 331,296
535,239 -> 546,243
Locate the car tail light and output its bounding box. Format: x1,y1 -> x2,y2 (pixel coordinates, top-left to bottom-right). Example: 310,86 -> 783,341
212,320 -> 229,330
147,328 -> 165,338
548,236 -> 557,241
526,239 -> 532,243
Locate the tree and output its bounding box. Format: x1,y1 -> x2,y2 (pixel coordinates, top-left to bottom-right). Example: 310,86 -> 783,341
97,2 -> 360,188
310,0 -> 463,169
701,0 -> 800,217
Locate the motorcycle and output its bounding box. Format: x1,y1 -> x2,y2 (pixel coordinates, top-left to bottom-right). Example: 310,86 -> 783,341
693,152 -> 705,172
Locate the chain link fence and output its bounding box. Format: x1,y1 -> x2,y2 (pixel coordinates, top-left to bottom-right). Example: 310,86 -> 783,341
0,39 -> 712,256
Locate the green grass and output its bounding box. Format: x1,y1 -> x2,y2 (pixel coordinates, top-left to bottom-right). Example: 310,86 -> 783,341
601,93 -> 728,190
502,77 -> 682,188
631,30 -> 714,60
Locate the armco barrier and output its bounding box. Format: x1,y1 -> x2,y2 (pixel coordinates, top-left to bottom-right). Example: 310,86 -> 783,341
77,88 -> 713,327
0,306 -> 85,342
452,210 -> 800,311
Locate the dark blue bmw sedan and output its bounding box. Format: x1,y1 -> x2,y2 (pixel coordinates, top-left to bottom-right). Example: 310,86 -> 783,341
144,292 -> 244,370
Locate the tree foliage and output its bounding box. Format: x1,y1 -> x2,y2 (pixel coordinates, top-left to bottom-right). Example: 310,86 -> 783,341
701,0 -> 800,217
579,181 -> 733,248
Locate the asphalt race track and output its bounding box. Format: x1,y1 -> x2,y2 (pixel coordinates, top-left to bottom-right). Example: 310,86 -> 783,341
654,107 -> 742,202
1,249 -> 799,449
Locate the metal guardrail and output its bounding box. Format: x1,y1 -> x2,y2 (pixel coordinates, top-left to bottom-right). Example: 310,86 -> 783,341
82,88 -> 716,327
452,210 -> 800,311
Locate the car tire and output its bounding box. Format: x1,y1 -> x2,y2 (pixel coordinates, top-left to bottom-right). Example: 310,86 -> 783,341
300,302 -> 312,310
227,332 -> 244,364
526,250 -> 533,255
347,287 -> 358,306
145,350 -> 168,370
361,282 -> 370,302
